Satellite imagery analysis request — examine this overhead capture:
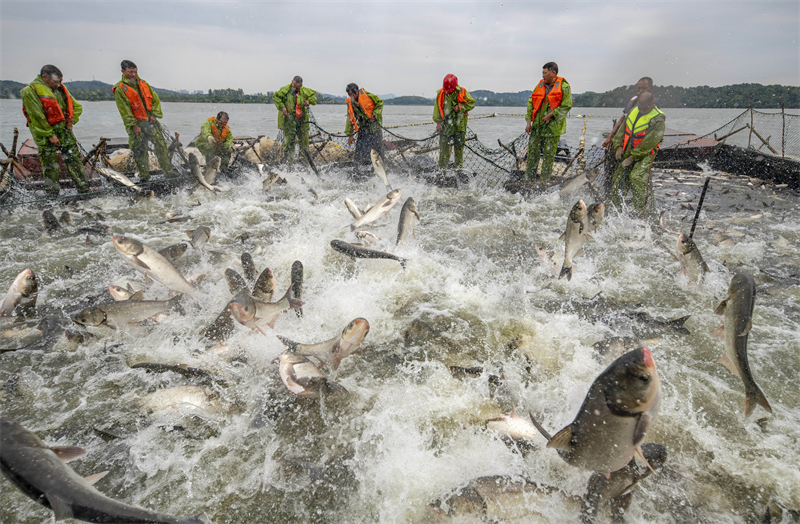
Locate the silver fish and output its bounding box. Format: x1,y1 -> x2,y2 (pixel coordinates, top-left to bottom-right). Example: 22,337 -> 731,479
59,211 -> 74,226
277,318 -> 369,370
485,406 -> 541,445
108,285 -> 144,301
158,243 -> 189,265
203,157 -> 220,185
241,253 -> 257,283
139,385 -> 230,416
94,162 -> 142,192
262,172 -> 286,192
559,199 -> 591,281
224,268 -> 248,295
112,235 -> 196,296
0,418 -> 209,524
278,351 -> 348,398
396,197 -> 420,245
185,226 -> 211,250
344,197 -> 363,220
586,203 -> 605,233
189,153 -> 225,192
370,149 -> 391,189
252,267 -> 276,302
536,347 -> 662,476
0,269 -> 38,318
712,272 -> 772,417
73,296 -> 183,329
330,240 -> 406,268
291,260 -> 304,318
42,209 -> 61,231
354,231 -> 381,245
350,188 -> 402,231
677,232 -> 709,284
229,285 -> 303,335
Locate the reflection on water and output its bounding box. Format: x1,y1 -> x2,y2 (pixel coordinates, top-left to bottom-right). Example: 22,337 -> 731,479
1,161 -> 799,523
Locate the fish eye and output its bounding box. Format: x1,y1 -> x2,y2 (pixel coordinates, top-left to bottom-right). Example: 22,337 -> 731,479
637,373 -> 651,382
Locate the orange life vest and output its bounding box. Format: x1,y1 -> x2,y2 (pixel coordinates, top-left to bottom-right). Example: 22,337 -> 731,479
529,76 -> 565,121
622,105 -> 666,155
207,117 -> 230,142
113,80 -> 154,121
23,83 -> 74,127
437,87 -> 469,121
346,89 -> 376,132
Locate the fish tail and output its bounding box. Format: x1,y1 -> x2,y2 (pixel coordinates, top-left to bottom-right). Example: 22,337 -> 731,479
745,385 -> 772,417
558,265 -> 572,281
288,298 -> 305,309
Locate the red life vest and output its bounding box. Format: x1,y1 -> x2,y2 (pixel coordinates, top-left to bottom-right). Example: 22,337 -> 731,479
622,105 -> 666,155
437,87 -> 469,121
113,80 -> 154,121
207,117 -> 230,142
529,76 -> 565,121
23,82 -> 74,127
346,89 -> 376,132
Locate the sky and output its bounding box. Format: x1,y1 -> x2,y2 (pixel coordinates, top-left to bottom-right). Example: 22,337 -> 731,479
1,1 -> 798,97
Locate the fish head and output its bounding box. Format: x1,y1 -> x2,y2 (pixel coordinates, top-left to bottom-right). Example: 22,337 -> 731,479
108,285 -> 132,301
387,188 -> 403,200
569,199 -> 587,223
729,272 -> 756,296
370,149 -> 380,163
112,235 -> 144,256
42,209 -> 59,227
676,232 -> 696,255
599,347 -> 660,414
73,307 -> 106,327
229,295 -> 256,324
188,152 -> 199,168
341,318 -> 370,346
0,418 -> 48,449
588,203 -> 605,224
15,270 -> 37,296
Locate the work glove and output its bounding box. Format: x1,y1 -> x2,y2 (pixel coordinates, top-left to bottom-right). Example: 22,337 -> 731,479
621,155 -> 634,168
615,147 -> 623,161
208,136 -> 219,146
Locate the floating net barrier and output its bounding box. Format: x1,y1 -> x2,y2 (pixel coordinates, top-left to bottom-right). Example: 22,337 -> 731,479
264,110 -> 573,190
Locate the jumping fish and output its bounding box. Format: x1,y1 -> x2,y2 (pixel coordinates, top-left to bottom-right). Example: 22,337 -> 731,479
559,199 -> 592,281
189,153 -> 225,192
370,149 -> 392,189
354,231 -> 381,245
185,226 -> 211,250
112,235 -> 196,296
224,268 -> 249,295
278,352 -> 348,398
396,197 -> 420,245
262,172 -> 287,193
586,203 -> 605,233
1,269 -> 38,318
252,267 -> 276,302
344,197 -> 363,220
59,211 -> 74,226
535,347 -> 662,476
139,385 -> 230,416
485,406 -> 541,446
291,260 -> 304,318
712,272 -> 772,417
73,296 -> 183,329
203,157 -> 220,184
241,252 -> 257,283
676,232 -> 709,284
350,189 -> 402,231
94,163 -> 142,192
108,285 -> 144,302
330,240 -> 406,268
229,285 -> 303,335
0,418 -> 210,524
158,243 -> 189,265
42,209 -> 61,232
277,318 -> 369,370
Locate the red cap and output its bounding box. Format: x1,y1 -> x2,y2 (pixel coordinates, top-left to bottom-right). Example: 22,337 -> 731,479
442,74 -> 458,93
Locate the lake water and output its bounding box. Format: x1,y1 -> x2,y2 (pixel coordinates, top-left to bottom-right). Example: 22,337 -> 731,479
1,98 -> 799,523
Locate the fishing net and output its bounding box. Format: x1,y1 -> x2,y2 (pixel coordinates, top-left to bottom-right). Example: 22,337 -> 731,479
264,111 -> 572,189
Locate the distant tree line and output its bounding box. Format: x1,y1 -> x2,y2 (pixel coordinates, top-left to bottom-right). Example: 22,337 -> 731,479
1,80 -> 796,108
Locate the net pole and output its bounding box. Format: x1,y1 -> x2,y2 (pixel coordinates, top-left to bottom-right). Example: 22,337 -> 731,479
781,103 -> 785,159
748,102 -> 753,148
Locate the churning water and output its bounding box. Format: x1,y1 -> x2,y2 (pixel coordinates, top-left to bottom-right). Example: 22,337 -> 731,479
1,125 -> 799,522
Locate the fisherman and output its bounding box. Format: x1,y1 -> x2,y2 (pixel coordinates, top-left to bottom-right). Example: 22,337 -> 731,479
273,76 -> 317,165
113,60 -> 172,181
20,65 -> 89,196
525,62 -> 572,183
610,92 -> 665,214
602,77 -> 655,149
195,111 -> 234,170
433,74 -> 476,172
345,83 -> 384,166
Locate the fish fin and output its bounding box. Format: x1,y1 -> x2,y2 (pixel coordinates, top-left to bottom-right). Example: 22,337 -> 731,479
510,405 -> 517,417
710,325 -> 725,338
257,325 -> 272,335
584,233 -> 594,242
634,446 -> 657,474
738,319 -> 752,337
717,352 -> 740,376
558,265 -> 572,281
130,290 -> 144,301
745,386 -> 772,418
288,298 -> 304,309
83,471 -> 109,485
603,471 -> 611,480
185,230 -> 194,238
546,426 -> 573,451
131,256 -> 151,270
668,315 -> 690,331
528,413 -> 552,440
632,413 -> 653,446
702,261 -> 710,272
713,299 -> 727,315
47,493 -> 74,520
558,231 -> 566,241
145,274 -> 153,286
575,248 -> 585,257
276,335 -> 299,351
51,446 -> 87,462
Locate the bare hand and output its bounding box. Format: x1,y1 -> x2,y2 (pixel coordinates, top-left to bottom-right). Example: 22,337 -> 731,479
282,107 -> 288,116
348,136 -> 355,146
615,147 -> 623,161
602,137 -> 612,148
133,125 -> 142,135
525,122 -> 532,134
304,100 -> 310,107
436,122 -> 443,132
48,135 -> 61,145
543,112 -> 553,123
65,122 -> 73,131
621,156 -> 635,168
148,115 -> 157,124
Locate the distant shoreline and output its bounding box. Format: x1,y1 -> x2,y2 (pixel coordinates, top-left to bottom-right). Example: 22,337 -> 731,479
1,80 -> 797,109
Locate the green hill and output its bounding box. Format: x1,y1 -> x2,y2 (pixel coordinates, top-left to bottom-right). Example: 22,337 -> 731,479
574,83 -> 798,109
